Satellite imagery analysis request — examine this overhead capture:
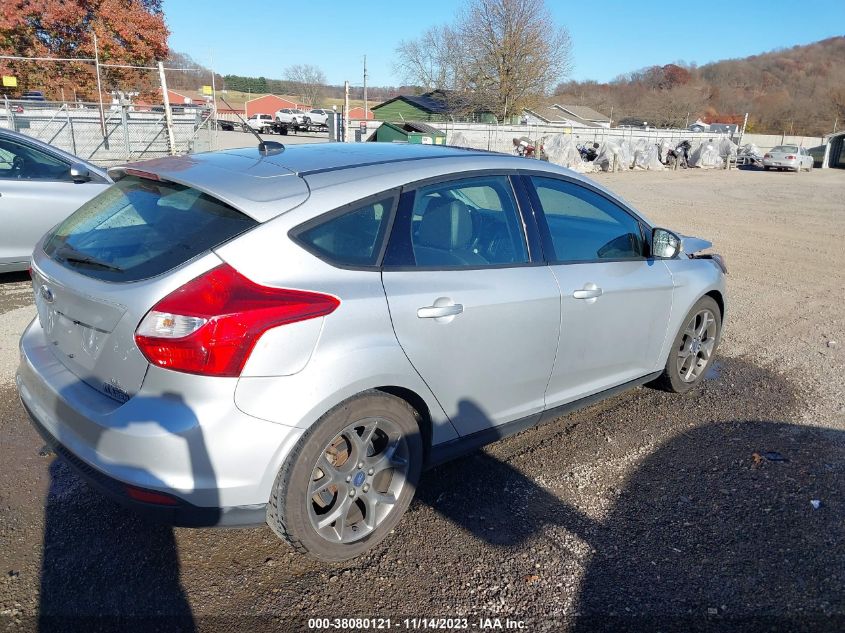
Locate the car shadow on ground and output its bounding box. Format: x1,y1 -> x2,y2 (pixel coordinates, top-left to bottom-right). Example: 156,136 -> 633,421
35,391 -> 217,632
32,357 -> 844,630
415,358 -> 844,628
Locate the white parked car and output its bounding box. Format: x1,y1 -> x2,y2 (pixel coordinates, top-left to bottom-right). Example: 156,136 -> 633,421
762,145 -> 814,172
303,109 -> 330,127
245,114 -> 273,134
274,108 -> 308,126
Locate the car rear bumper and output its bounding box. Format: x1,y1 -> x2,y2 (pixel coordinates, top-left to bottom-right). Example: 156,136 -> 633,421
16,318 -> 304,527
763,158 -> 798,168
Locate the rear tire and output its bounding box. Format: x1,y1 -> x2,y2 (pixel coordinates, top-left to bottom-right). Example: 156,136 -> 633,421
266,391 -> 422,562
648,296 -> 722,394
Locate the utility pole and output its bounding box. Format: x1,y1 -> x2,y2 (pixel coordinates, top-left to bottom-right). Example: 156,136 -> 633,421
344,80 -> 350,143
158,61 -> 177,155
363,55 -> 368,120
210,49 -> 218,150
92,32 -> 108,145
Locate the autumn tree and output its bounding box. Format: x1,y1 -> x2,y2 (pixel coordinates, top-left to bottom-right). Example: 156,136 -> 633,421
0,0 -> 168,100
395,0 -> 572,120
284,64 -> 326,107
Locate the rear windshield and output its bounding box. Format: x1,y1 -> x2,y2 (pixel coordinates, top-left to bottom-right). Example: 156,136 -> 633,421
772,145 -> 798,153
43,175 -> 257,282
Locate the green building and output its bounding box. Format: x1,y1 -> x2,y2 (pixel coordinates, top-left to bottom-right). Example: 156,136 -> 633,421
371,90 -> 497,124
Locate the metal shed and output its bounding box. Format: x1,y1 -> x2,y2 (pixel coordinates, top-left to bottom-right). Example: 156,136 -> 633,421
825,132 -> 845,168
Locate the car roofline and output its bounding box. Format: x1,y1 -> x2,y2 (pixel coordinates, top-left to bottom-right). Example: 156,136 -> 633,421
296,147 -> 503,177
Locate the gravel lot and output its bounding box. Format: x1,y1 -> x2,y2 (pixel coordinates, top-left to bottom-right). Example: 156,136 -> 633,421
1,166 -> 843,631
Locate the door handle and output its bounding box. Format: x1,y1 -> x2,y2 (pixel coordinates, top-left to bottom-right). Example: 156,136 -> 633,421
417,304 -> 464,319
573,285 -> 603,300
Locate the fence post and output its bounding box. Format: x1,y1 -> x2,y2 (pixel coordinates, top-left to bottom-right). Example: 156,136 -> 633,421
67,107 -> 76,155
120,102 -> 131,159
158,61 -> 177,155
4,95 -> 17,131
93,32 -> 109,149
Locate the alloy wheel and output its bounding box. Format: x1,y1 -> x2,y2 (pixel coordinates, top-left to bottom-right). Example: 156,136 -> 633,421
676,308 -> 718,382
308,417 -> 409,544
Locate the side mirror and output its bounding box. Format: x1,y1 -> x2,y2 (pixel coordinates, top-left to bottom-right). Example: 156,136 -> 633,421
652,227 -> 681,258
69,163 -> 91,183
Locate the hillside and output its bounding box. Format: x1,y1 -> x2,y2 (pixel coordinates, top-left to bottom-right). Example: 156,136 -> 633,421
554,37 -> 845,135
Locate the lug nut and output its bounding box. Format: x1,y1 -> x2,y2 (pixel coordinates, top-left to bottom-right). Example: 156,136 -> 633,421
363,484 -> 370,492
348,489 -> 355,497
368,468 -> 374,475
345,475 -> 352,482
357,462 -> 364,469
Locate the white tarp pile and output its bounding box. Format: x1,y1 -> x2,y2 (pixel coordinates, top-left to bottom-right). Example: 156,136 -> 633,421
689,140 -> 723,169
543,134 -> 590,172
657,139 -> 674,164
738,143 -> 762,159
716,137 -> 738,161
593,138 -> 635,172
631,139 -> 665,170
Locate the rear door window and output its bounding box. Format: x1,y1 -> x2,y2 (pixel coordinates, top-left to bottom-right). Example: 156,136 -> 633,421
43,175 -> 257,282
385,176 -> 529,268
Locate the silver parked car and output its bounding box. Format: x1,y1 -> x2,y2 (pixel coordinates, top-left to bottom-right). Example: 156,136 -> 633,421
17,143 -> 726,561
0,128 -> 111,272
762,145 -> 814,172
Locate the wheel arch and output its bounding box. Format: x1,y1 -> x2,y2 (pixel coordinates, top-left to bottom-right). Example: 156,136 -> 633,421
705,289 -> 725,320
375,386 -> 433,464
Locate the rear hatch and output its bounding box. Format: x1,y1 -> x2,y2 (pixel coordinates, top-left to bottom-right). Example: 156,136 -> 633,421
31,165 -> 301,402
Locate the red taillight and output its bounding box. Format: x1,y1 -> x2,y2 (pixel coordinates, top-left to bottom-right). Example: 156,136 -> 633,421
763,153 -> 772,159
125,485 -> 179,506
134,264 -> 339,377
785,155 -> 796,160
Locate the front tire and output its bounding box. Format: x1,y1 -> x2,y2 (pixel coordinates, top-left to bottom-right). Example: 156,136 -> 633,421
649,296 -> 722,394
266,391 -> 422,562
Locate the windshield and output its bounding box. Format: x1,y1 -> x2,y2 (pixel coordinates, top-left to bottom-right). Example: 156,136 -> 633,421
43,176 -> 257,282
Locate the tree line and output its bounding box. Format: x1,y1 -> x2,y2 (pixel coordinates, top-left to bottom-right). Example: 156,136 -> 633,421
555,37 -> 845,136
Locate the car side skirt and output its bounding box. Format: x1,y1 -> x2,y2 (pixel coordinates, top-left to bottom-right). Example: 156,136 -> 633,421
426,370 -> 662,469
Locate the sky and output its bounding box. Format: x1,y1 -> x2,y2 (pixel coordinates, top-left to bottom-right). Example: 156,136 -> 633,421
163,0 -> 845,87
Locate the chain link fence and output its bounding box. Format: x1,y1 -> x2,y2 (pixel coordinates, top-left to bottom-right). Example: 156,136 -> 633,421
1,98 -> 216,166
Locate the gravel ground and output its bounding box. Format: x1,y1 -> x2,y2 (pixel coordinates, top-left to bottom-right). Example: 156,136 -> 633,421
0,167 -> 843,631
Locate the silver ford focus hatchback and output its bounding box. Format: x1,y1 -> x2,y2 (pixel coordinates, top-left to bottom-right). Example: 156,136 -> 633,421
17,143 -> 726,561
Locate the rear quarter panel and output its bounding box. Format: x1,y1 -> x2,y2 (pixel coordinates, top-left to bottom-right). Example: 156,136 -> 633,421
213,192 -> 460,446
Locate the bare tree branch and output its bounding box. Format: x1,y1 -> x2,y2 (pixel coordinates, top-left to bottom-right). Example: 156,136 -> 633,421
283,64 -> 327,107
393,0 -> 573,120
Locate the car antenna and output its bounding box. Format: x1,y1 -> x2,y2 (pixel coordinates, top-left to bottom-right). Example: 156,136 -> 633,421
218,96 -> 284,156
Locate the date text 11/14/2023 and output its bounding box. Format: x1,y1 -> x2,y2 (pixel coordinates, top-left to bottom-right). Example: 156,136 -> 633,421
307,617 -> 528,630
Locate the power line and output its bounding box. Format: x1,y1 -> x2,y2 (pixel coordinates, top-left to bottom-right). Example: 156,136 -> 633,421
1,54 -> 191,71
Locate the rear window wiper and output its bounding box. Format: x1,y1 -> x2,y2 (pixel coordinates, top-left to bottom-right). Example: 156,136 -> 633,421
56,247 -> 123,272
